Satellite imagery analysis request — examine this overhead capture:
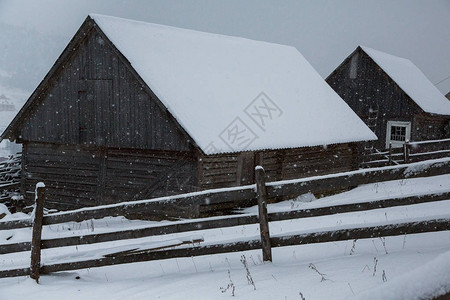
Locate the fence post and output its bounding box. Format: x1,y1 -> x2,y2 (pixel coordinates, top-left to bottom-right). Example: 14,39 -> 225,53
30,182 -> 45,283
404,141 -> 410,163
388,143 -> 392,165
255,166 -> 272,262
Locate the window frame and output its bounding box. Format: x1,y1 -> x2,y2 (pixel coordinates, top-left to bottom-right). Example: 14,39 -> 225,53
385,121 -> 411,148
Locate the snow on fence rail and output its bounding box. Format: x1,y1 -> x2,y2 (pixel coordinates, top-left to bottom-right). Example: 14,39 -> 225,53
2,157 -> 450,231
409,138 -> 450,145
3,217 -> 448,280
0,158 -> 450,281
1,191 -> 450,255
361,138 -> 450,167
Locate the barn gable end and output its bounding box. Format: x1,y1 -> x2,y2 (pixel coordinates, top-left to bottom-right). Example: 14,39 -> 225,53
326,46 -> 450,151
5,18 -> 199,209
6,19 -> 194,152
327,47 -> 420,149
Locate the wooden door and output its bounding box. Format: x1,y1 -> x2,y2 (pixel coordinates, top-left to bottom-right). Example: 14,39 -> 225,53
77,80 -> 113,146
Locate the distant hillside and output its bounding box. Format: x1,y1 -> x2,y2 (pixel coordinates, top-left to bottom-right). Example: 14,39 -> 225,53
0,21 -> 68,92
0,84 -> 28,155
0,23 -> 68,156
0,84 -> 26,156
0,84 -> 29,126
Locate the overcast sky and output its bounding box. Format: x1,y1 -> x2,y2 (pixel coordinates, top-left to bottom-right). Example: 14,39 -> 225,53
1,0 -> 449,93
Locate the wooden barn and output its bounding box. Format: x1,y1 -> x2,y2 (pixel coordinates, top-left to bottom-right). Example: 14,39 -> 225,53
1,15 -> 375,211
326,46 -> 450,151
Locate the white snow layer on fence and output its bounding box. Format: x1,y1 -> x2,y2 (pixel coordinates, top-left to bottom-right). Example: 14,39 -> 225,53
90,14 -> 376,154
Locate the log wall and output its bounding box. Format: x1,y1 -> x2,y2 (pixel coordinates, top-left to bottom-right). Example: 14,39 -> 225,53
198,143 -> 357,190
22,143 -> 197,210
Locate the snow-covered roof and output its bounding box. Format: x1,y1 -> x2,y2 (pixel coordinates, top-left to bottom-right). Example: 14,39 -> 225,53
360,46 -> 450,116
90,14 -> 375,154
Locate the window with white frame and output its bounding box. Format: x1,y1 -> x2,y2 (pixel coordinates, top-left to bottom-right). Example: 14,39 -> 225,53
386,121 -> 411,148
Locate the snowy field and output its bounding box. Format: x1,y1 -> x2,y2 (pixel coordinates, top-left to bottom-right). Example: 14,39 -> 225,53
0,174 -> 449,300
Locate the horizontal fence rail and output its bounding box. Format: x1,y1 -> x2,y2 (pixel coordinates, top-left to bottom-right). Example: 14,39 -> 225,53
265,157 -> 450,199
0,158 -> 449,280
1,218 -> 448,279
33,218 -> 450,274
34,218 -> 450,274
361,138 -> 450,167
1,157 -> 449,231
2,191 -> 450,255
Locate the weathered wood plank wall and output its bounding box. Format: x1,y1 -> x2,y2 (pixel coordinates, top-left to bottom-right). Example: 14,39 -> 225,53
327,49 -> 417,149
22,143 -> 197,209
20,28 -> 192,151
198,143 -> 357,190
327,48 -> 450,150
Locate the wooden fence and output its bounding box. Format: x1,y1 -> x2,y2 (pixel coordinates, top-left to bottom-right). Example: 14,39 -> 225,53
0,158 -> 449,282
361,138 -> 450,168
0,153 -> 21,209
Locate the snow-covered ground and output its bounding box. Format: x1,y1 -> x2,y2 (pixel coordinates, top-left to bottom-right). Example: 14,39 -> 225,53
0,174 -> 449,300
